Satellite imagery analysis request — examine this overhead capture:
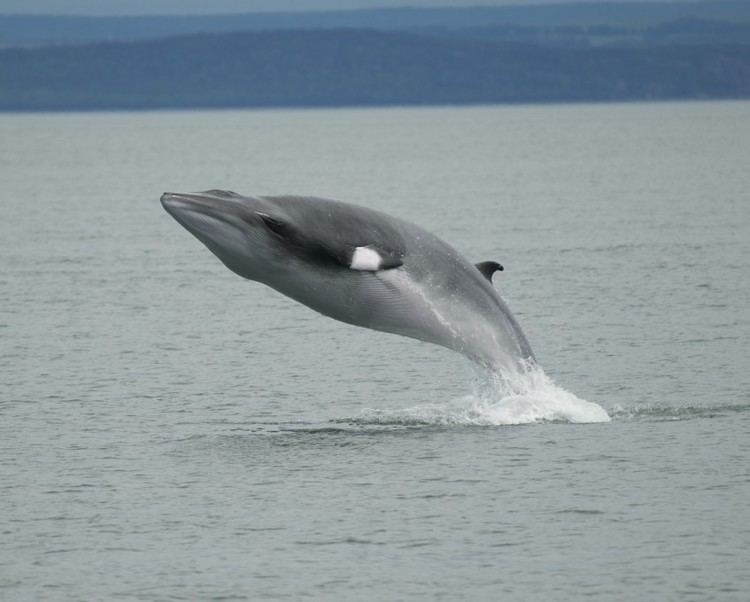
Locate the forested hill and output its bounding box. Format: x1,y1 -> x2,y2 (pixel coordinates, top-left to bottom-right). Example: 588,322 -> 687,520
1,28 -> 749,111
2,1 -> 749,47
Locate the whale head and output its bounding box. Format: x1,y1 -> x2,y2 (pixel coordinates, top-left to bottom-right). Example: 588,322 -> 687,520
161,190 -> 300,282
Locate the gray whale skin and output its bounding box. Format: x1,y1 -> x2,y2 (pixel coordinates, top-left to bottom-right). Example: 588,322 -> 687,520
161,190 -> 535,373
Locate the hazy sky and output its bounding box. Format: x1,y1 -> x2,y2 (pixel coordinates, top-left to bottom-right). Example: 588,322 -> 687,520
0,0 -> 696,16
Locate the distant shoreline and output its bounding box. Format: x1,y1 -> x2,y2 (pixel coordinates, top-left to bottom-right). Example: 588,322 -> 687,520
2,97 -> 749,116
2,1 -> 749,46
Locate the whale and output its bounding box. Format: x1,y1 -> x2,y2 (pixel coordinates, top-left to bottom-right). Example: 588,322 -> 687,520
161,190 -> 535,373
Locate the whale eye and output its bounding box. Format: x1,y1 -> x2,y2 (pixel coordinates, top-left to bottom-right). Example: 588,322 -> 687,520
257,212 -> 288,237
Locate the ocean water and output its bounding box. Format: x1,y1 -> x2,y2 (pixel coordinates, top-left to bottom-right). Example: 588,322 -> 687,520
1,101 -> 749,600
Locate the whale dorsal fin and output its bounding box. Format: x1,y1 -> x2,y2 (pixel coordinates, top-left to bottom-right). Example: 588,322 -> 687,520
350,245 -> 403,271
475,261 -> 504,281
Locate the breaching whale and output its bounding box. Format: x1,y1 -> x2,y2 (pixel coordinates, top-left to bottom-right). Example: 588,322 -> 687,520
161,190 -> 535,373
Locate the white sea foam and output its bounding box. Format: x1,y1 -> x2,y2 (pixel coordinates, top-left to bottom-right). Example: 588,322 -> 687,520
358,364 -> 611,426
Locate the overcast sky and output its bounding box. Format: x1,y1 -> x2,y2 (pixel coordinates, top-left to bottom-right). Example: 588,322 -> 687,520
0,0 -> 696,16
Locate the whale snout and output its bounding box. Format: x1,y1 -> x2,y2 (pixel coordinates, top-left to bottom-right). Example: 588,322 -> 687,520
160,192 -> 191,215
160,191 -> 232,221
160,191 -> 247,217
160,191 -> 240,236
160,192 -> 186,217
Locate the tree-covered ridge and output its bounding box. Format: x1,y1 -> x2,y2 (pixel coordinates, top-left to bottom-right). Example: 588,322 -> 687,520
1,1 -> 749,47
1,28 -> 749,111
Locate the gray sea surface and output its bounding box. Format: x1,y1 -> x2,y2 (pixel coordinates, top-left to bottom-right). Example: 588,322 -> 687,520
1,101 -> 749,600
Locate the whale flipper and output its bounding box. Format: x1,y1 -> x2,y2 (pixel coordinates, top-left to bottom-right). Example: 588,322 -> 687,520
475,261 -> 504,282
257,196 -> 406,273
350,245 -> 403,271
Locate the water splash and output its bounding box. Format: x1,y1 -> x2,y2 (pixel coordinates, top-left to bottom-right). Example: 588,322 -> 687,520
352,364 -> 611,426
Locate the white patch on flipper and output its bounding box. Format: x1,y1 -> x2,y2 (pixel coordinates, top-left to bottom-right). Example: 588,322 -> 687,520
351,246 -> 382,271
